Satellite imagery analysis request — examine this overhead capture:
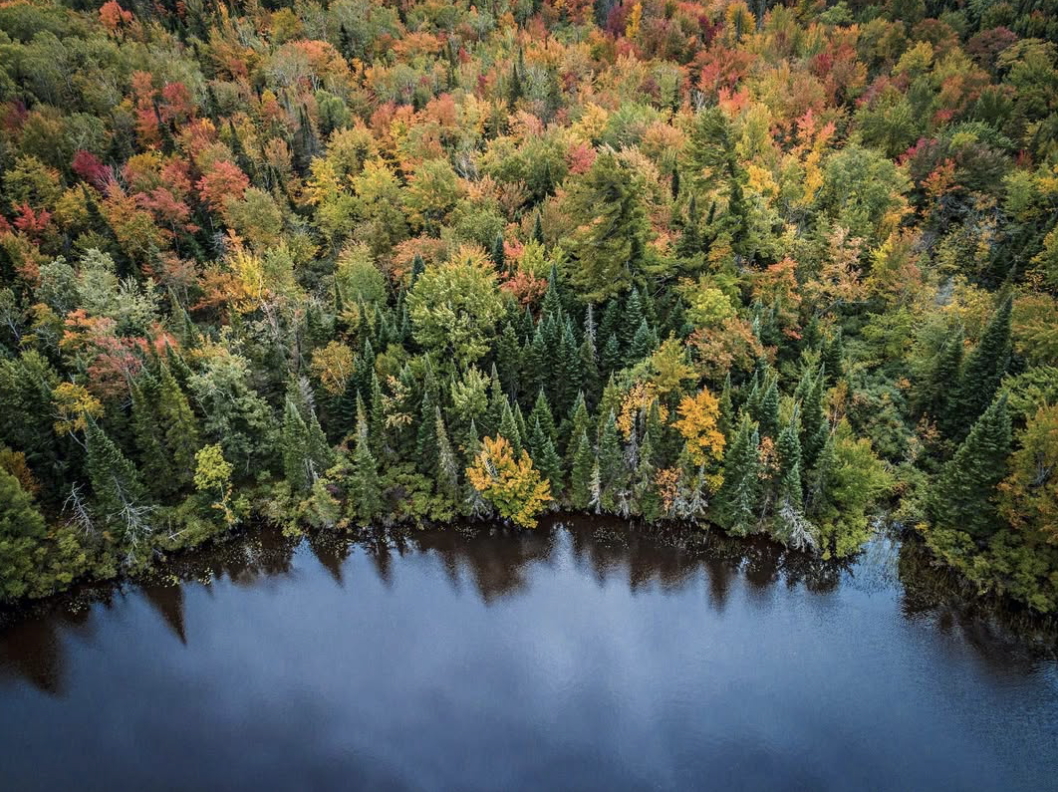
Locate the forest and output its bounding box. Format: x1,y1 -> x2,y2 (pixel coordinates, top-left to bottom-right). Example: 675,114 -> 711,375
0,0 -> 1055,612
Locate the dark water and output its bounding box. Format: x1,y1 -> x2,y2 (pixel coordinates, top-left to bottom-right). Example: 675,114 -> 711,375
1,518 -> 1056,792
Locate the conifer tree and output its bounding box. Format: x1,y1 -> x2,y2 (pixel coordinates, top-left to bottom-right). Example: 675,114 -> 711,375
800,366 -> 828,474
918,326 -> 963,424
349,417 -> 382,526
499,399 -> 523,455
158,363 -> 201,486
715,415 -> 760,536
930,395 -> 1012,541
821,328 -> 845,385
532,209 -> 544,245
462,420 -> 491,518
484,365 -> 506,437
776,417 -> 804,512
530,390 -> 557,444
633,428 -> 660,521
490,233 -> 505,272
565,392 -> 592,466
529,417 -> 563,495
416,386 -> 439,476
435,408 -> 460,505
596,375 -> 621,440
579,306 -> 600,406
756,377 -> 780,439
131,376 -> 171,497
0,468 -> 48,600
601,332 -> 621,378
496,322 -> 522,399
597,410 -> 628,511
85,421 -> 150,540
410,253 -> 426,286
368,369 -> 386,458
947,295 -> 1012,440
569,430 -> 595,510
555,319 -> 581,415
622,288 -> 645,351
718,372 -> 735,443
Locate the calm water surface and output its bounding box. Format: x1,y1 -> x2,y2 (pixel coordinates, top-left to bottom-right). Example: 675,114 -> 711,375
1,518 -> 1056,792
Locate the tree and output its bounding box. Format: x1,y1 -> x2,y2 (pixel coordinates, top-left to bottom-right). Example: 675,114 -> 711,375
349,416 -> 383,526
435,408 -> 460,505
597,410 -> 628,512
930,396 -> 1013,541
673,388 -> 726,467
0,468 -> 48,600
85,421 -> 151,545
716,415 -> 760,536
565,149 -> 649,301
407,246 -> 506,367
947,296 -> 1012,439
194,443 -> 239,527
466,436 -> 552,528
999,403 -> 1058,543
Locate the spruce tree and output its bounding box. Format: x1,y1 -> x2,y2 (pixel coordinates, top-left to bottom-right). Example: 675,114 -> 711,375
435,408 -> 460,505
715,415 -> 761,536
349,422 -> 382,526
821,328 -> 845,385
282,398 -> 314,492
532,209 -> 544,245
718,372 -> 735,443
601,332 -> 621,378
918,326 -> 963,424
490,233 -> 505,272
569,431 -> 595,510
755,377 -> 780,439
579,307 -> 600,406
555,319 -> 581,415
800,366 -> 828,473
564,392 -> 592,466
597,410 -> 627,512
0,468 -> 48,600
131,376 -> 171,497
629,318 -> 654,361
930,395 -> 1012,541
496,322 -> 522,399
633,428 -> 660,521
416,387 -> 439,476
947,295 -> 1012,440
85,421 -> 149,539
529,417 -> 563,495
158,363 -> 201,487
499,399 -> 523,455
776,417 -> 803,512
368,369 -> 386,458
529,390 -> 557,445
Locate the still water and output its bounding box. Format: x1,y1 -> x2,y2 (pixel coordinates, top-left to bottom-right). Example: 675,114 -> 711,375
1,517 -> 1056,792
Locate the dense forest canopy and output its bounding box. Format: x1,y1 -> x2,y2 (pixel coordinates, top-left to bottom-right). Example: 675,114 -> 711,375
0,0 -> 1056,611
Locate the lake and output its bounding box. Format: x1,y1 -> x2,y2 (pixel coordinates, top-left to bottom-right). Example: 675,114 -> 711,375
1,517 -> 1056,791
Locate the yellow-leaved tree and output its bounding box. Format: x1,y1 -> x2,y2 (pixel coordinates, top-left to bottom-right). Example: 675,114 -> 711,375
673,387 -> 726,466
466,435 -> 551,528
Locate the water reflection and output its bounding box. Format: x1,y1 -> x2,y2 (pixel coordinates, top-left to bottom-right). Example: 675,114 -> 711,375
2,517 -> 1052,700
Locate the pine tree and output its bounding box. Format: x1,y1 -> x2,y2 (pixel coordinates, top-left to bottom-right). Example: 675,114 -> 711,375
596,375 -> 621,440
622,288 -> 645,352
542,265 -> 563,321
579,306 -> 600,406
410,253 -> 426,286
532,209 -> 544,245
633,428 -> 660,521
800,366 -> 827,474
947,295 -> 1012,440
282,398 -> 314,492
628,318 -> 655,361
930,395 -> 1012,541
569,431 -> 595,510
676,194 -> 702,259
715,415 -> 760,536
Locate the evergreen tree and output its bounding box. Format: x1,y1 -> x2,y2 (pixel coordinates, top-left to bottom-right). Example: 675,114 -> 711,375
499,399 -> 523,455
158,363 -> 201,486
131,376 -> 170,497
800,366 -> 828,473
579,306 -> 600,406
532,209 -> 544,245
416,387 -> 439,476
85,421 -> 150,540
947,295 -> 1012,440
564,392 -> 592,465
755,377 -> 780,439
555,319 -> 581,415
622,288 -> 645,352
718,372 -> 735,443
490,233 -> 505,273
435,408 -> 460,505
633,428 -> 660,521
776,416 -> 804,512
597,410 -> 627,511
529,390 -> 557,445
601,332 -> 621,377
349,420 -> 382,526
0,469 -> 48,600
628,318 -> 655,361
368,369 -> 386,458
410,253 -> 426,287
930,395 -> 1012,541
496,321 -> 522,399
821,328 -> 845,385
529,417 -> 563,495
569,431 -> 595,510
918,325 -> 963,424
715,415 -> 760,536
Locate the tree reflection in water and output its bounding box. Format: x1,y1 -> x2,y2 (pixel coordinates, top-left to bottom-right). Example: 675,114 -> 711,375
1,517 -> 1054,697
